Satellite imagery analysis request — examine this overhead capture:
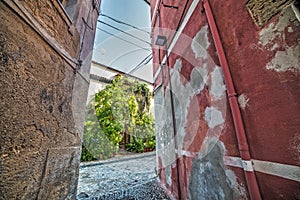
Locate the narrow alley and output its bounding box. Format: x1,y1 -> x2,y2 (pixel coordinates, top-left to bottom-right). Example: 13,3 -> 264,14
77,152 -> 170,200
1,0 -> 299,199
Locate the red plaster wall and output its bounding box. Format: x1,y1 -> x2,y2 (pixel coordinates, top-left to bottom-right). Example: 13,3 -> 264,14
152,0 -> 300,199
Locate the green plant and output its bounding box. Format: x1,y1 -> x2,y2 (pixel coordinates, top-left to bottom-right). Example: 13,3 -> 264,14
94,76 -> 155,153
81,145 -> 97,162
81,98 -> 117,162
126,137 -> 144,153
144,136 -> 156,149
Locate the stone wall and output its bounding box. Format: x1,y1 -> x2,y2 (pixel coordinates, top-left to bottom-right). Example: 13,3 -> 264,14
151,0 -> 300,199
0,0 -> 99,199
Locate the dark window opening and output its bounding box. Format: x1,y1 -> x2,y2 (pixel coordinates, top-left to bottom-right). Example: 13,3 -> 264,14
58,0 -> 78,20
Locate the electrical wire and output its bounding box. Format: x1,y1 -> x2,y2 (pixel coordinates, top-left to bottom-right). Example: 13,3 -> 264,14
98,20 -> 152,46
128,55 -> 152,75
128,53 -> 152,74
96,27 -> 151,52
100,13 -> 150,34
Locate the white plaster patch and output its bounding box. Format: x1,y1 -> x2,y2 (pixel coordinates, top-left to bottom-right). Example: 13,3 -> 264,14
205,107 -> 225,129
189,138 -> 240,199
258,22 -> 277,47
173,59 -> 182,71
165,165 -> 172,186
169,59 -> 209,152
238,93 -> 250,109
190,64 -> 208,93
191,25 -> 210,59
210,67 -> 226,100
266,44 -> 300,72
259,7 -> 300,48
271,43 -> 279,51
252,159 -> 300,182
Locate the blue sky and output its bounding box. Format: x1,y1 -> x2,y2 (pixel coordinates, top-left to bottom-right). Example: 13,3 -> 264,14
93,0 -> 152,75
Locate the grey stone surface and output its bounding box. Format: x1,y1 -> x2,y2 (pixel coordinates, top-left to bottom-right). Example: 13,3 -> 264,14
77,152 -> 170,200
188,139 -> 239,200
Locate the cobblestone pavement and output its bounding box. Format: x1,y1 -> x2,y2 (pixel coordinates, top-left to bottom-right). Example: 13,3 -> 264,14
77,152 -> 170,200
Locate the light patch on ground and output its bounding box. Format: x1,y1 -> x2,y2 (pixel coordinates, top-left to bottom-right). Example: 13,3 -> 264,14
205,107 -> 225,129
266,44 -> 300,72
191,25 -> 210,59
238,93 -> 250,109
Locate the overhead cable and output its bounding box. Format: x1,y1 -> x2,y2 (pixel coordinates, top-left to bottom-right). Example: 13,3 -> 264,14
96,27 -> 151,52
98,20 -> 152,46
128,53 -> 152,74
100,13 -> 150,34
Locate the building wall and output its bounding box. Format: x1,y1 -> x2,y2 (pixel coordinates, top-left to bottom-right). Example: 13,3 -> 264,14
0,0 -> 99,199
151,0 -> 300,199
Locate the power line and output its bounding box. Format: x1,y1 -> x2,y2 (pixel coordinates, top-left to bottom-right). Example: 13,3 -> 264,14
100,13 -> 150,34
128,53 -> 153,74
98,20 -> 152,46
96,27 -> 151,52
131,54 -> 152,74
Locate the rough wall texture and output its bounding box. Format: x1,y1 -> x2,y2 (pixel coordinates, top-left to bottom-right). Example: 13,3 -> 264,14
152,0 -> 299,199
0,0 -> 99,199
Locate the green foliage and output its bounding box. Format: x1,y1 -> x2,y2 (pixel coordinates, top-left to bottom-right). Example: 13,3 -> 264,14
81,98 -> 117,162
81,145 -> 97,162
144,136 -> 156,149
94,76 -> 155,153
125,137 -> 144,153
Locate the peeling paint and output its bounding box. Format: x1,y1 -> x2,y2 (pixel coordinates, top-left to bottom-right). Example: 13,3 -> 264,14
258,6 -> 299,48
205,107 -> 225,129
165,165 -> 172,186
238,93 -> 250,109
258,6 -> 300,73
210,67 -> 226,100
266,44 -> 300,72
170,59 -> 202,152
258,22 -> 277,47
191,25 -> 210,59
190,64 -> 208,93
188,138 -> 239,200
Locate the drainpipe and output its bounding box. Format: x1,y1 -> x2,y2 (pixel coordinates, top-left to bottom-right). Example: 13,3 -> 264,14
202,0 -> 262,199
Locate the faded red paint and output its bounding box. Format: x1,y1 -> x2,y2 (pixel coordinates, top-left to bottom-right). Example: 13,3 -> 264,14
184,90 -> 210,152
209,0 -> 300,166
152,0 -> 300,199
256,172 -> 300,199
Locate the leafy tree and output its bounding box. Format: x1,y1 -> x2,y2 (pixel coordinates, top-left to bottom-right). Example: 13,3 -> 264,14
81,98 -> 117,162
94,76 -> 155,153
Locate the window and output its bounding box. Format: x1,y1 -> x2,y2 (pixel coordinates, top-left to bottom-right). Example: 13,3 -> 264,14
58,0 -> 78,19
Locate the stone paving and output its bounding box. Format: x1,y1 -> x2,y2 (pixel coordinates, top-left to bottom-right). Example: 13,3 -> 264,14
77,152 -> 170,200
